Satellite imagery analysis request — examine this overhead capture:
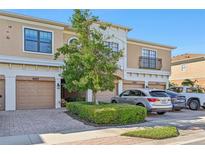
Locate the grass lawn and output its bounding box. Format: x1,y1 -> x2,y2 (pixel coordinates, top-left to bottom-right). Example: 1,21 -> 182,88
121,126 -> 179,139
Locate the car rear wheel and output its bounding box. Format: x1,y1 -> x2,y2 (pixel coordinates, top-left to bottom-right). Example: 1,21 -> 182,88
111,100 -> 117,103
157,112 -> 166,115
189,99 -> 200,110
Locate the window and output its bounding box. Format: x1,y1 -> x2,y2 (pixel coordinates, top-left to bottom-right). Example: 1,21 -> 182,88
149,91 -> 169,97
165,91 -> 178,97
68,37 -> 78,45
141,48 -> 157,69
24,28 -> 52,54
120,90 -> 130,96
104,41 -> 119,52
181,64 -> 187,71
168,87 -> 183,93
129,90 -> 146,96
186,87 -> 199,93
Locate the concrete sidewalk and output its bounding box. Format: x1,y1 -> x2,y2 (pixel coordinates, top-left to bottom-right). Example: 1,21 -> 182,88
0,126 -> 205,145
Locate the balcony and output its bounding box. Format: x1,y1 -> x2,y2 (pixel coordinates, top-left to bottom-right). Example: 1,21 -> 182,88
139,56 -> 162,70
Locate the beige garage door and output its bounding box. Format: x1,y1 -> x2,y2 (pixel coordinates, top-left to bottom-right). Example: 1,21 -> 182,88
16,76 -> 55,110
123,81 -> 145,91
148,82 -> 166,90
0,76 -> 5,111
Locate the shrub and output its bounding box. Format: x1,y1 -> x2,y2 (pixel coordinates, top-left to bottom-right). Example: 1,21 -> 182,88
66,102 -> 147,125
122,126 -> 179,139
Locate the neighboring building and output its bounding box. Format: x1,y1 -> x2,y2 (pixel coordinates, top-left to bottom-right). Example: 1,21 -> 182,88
0,11 -> 176,111
170,53 -> 205,87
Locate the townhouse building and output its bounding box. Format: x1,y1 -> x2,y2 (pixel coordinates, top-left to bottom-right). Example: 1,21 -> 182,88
170,53 -> 205,87
0,11 -> 176,111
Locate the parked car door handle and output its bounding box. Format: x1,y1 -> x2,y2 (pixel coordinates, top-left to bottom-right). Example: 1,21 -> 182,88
0,95 -> 2,98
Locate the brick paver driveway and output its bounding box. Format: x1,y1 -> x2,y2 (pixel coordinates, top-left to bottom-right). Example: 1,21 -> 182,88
0,108 -> 94,137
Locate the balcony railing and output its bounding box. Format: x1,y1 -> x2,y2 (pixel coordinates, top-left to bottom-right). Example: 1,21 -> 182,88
139,56 -> 162,70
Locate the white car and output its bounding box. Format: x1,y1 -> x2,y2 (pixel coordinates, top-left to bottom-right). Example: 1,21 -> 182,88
168,86 -> 205,110
111,89 -> 173,115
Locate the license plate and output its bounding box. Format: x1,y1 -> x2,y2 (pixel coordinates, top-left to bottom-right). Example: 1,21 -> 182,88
161,101 -> 167,104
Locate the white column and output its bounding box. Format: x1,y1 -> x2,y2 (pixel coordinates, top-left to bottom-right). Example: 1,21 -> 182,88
86,89 -> 93,102
166,81 -> 169,89
55,77 -> 61,108
118,80 -> 123,95
5,75 -> 16,111
145,81 -> 149,88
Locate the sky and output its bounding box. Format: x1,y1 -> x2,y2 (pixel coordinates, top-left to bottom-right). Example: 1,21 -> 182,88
5,9 -> 205,56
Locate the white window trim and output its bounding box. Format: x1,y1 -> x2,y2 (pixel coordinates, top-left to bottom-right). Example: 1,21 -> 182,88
67,36 -> 78,45
141,48 -> 158,57
181,64 -> 187,72
22,26 -> 55,56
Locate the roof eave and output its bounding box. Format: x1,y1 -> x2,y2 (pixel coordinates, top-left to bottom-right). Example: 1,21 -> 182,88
128,38 -> 176,49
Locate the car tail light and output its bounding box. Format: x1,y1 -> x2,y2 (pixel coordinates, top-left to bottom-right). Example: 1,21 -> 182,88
147,98 -> 160,103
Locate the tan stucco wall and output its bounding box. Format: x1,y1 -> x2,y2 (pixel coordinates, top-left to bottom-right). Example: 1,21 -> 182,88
63,32 -> 76,44
171,60 -> 205,87
0,18 -> 63,60
127,41 -> 172,72
171,61 -> 205,80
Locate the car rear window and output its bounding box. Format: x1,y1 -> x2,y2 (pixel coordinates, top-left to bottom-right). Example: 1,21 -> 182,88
165,91 -> 178,97
149,91 -> 169,97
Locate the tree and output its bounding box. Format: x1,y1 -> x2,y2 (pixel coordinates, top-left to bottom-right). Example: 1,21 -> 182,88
55,10 -> 123,104
169,81 -> 178,88
181,79 -> 196,87
181,79 -> 204,93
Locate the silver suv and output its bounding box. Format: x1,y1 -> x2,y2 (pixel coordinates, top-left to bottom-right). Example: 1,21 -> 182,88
111,89 -> 172,115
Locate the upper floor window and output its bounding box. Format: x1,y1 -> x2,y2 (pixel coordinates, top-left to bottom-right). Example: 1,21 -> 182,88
104,41 -> 119,52
140,48 -> 159,69
142,48 -> 157,59
24,28 -> 52,54
181,64 -> 187,71
68,37 -> 78,45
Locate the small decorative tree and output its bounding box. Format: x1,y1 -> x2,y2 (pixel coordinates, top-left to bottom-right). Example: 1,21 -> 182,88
181,79 -> 205,93
181,79 -> 195,87
55,10 -> 123,104
169,81 -> 178,88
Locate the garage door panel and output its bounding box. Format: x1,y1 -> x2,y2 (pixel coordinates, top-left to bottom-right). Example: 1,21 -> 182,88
16,78 -> 55,110
148,82 -> 166,90
0,78 -> 5,111
123,83 -> 144,91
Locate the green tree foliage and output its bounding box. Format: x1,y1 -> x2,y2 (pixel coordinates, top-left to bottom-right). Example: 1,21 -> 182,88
181,79 -> 196,87
181,79 -> 204,93
55,10 -> 123,103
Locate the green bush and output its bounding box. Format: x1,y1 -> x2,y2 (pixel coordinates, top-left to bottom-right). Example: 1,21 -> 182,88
122,126 -> 179,139
66,102 -> 147,125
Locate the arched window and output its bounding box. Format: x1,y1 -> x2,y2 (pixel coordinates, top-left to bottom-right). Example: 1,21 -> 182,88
67,37 -> 78,45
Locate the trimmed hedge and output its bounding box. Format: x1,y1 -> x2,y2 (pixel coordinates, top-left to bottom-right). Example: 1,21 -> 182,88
66,102 -> 147,125
122,126 -> 179,139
